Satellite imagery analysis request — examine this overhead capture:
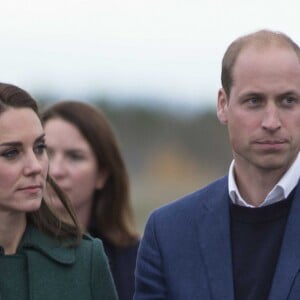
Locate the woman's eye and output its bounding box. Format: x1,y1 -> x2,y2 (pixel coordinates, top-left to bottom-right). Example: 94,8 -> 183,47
46,147 -> 55,159
1,149 -> 19,160
34,143 -> 47,155
69,152 -> 84,161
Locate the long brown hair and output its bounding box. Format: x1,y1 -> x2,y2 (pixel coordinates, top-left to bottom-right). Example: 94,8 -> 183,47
43,101 -> 139,247
0,83 -> 81,242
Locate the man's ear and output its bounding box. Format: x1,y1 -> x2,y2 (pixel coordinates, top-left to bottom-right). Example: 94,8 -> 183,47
217,88 -> 229,124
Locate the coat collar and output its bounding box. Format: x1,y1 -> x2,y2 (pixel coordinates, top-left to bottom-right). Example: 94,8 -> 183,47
196,176 -> 235,300
268,181 -> 300,300
21,224 -> 75,265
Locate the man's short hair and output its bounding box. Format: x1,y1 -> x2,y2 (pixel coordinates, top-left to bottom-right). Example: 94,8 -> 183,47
221,29 -> 300,96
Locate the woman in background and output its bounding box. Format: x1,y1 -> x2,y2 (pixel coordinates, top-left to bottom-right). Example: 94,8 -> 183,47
43,100 -> 139,300
0,83 -> 117,299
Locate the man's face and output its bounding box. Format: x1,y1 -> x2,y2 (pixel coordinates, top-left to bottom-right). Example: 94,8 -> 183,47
217,45 -> 300,175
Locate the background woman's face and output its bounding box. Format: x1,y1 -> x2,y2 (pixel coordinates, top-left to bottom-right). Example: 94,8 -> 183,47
0,108 -> 48,214
45,118 -> 107,213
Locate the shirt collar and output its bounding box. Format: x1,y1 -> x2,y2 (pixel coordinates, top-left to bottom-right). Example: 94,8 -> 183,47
228,153 -> 300,207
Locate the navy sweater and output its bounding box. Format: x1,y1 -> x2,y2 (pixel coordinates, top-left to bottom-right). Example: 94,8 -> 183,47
230,193 -> 294,300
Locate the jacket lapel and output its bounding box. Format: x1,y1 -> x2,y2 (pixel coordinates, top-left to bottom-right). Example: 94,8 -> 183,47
268,183 -> 300,300
197,178 -> 235,300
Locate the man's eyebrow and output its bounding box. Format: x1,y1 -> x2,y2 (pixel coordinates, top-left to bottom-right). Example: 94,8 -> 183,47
278,91 -> 300,96
238,91 -> 264,99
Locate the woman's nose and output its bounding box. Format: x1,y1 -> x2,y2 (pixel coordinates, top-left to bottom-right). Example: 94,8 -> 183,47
48,154 -> 66,178
23,152 -> 43,176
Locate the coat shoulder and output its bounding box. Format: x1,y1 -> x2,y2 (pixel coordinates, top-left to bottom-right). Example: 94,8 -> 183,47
75,234 -> 106,261
151,175 -> 228,219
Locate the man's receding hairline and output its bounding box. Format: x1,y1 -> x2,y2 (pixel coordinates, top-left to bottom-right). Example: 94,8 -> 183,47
236,32 -> 300,62
231,41 -> 300,82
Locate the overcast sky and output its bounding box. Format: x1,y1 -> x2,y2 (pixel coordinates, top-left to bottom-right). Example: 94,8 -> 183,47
1,0 -> 299,110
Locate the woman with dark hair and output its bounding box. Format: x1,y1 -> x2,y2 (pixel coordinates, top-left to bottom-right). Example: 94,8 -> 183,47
43,101 -> 139,300
0,83 -> 117,299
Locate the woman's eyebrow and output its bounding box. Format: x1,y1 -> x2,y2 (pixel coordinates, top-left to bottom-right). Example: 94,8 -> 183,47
0,133 -> 46,147
35,133 -> 46,143
0,141 -> 22,147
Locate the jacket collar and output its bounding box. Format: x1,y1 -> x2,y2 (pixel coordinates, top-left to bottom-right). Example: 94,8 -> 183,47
21,224 -> 75,265
196,176 -> 300,300
268,181 -> 300,299
196,176 -> 235,300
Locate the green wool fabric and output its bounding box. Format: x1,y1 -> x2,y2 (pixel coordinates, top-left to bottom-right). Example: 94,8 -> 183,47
0,224 -> 118,300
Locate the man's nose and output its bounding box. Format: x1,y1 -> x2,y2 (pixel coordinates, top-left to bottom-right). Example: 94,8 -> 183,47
261,104 -> 282,132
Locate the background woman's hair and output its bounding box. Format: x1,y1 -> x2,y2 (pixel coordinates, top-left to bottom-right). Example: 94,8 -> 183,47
43,101 -> 139,247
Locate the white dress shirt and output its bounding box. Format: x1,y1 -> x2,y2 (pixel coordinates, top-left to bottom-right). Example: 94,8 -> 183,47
228,153 -> 300,207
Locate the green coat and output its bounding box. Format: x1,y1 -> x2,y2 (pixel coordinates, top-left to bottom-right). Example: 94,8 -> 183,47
11,224 -> 118,300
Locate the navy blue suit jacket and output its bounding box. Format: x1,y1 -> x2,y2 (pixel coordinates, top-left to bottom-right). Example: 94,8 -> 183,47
134,176 -> 300,300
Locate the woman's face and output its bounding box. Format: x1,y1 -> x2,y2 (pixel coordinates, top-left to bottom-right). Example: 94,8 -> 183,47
44,118 -> 107,213
0,108 -> 48,214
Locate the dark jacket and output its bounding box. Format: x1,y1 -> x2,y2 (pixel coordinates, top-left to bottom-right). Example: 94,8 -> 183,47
89,228 -> 139,300
135,176 -> 300,300
1,224 -> 118,300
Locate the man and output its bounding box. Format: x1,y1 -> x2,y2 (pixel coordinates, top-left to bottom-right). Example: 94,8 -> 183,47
134,30 -> 300,300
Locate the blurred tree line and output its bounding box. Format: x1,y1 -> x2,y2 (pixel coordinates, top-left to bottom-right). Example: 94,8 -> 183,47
39,96 -> 232,232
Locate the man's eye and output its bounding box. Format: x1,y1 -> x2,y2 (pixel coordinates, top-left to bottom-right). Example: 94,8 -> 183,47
284,96 -> 297,105
245,97 -> 260,106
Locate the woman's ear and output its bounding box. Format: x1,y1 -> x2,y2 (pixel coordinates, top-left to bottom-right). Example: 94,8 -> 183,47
217,88 -> 229,124
95,169 -> 110,190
